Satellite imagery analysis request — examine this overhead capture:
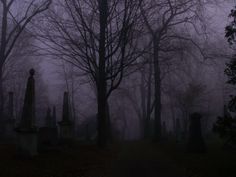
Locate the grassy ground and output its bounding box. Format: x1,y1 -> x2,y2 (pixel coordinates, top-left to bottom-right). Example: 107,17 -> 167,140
0,142 -> 120,177
0,140 -> 235,177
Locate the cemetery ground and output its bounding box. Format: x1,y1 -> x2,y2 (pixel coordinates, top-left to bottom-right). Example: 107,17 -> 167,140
0,140 -> 235,177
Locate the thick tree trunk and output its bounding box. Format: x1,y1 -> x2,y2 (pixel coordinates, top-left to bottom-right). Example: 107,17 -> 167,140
153,39 -> 162,141
144,60 -> 152,139
97,79 -> 107,147
140,68 -> 146,138
97,0 -> 108,147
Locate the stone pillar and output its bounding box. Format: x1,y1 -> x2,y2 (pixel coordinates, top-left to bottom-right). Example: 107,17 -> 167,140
45,107 -> 52,127
58,92 -> 73,141
38,107 -> 58,150
15,69 -> 38,157
51,106 -> 58,142
187,112 -> 206,153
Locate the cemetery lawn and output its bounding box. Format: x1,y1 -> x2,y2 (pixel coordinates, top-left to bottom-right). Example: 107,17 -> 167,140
0,141 -> 235,177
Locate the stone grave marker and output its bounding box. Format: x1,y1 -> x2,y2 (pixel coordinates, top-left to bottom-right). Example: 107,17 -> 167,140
187,112 -> 206,153
58,92 -> 73,141
15,69 -> 38,157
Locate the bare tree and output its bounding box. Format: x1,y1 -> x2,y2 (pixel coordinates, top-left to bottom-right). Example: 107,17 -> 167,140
37,0 -> 144,147
0,0 -> 52,119
139,0 -> 211,141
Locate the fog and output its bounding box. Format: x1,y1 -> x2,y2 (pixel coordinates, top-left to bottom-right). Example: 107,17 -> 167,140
1,0 -> 236,177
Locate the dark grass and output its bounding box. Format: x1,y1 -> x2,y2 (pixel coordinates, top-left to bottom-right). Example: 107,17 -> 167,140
0,141 -> 121,177
0,140 -> 235,177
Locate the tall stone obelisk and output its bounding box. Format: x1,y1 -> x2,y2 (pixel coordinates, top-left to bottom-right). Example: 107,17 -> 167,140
58,92 -> 73,141
15,69 -> 38,157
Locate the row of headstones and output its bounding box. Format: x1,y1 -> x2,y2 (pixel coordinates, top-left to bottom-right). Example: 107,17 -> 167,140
11,69 -> 75,157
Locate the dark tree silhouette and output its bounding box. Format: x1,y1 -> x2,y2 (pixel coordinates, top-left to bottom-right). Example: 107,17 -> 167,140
225,6 -> 236,45
213,5 -> 236,149
38,0 -> 143,147
139,0 -> 208,141
0,0 -> 52,119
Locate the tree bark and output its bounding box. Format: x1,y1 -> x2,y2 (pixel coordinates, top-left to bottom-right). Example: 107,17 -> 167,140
97,0 -> 109,147
144,60 -> 152,139
140,68 -> 146,138
153,38 -> 162,141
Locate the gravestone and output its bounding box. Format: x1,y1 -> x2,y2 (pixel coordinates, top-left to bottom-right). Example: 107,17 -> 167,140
45,107 -> 52,127
38,107 -> 58,151
51,106 -> 59,140
4,92 -> 16,139
187,112 -> 206,153
15,69 -> 38,157
58,92 -> 73,141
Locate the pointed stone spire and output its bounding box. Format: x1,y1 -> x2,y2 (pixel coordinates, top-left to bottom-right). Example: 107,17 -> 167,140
15,69 -> 38,157
19,69 -> 36,130
58,92 -> 73,140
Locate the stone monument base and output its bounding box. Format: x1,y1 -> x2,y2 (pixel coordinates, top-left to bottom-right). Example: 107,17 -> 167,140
58,121 -> 73,141
15,128 -> 38,157
38,127 -> 58,151
4,119 -> 16,140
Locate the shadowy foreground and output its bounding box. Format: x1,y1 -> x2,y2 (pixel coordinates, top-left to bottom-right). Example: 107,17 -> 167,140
0,141 -> 235,177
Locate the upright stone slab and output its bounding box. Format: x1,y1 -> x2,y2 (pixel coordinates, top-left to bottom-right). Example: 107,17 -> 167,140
187,112 -> 206,153
15,69 -> 38,157
51,106 -> 59,141
58,92 -> 73,141
45,108 -> 52,127
38,107 -> 58,151
3,92 -> 16,139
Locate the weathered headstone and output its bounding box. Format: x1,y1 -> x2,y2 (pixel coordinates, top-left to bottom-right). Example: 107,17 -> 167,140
187,112 -> 206,153
15,69 -> 38,157
38,107 -> 58,151
45,107 -> 52,127
4,92 -> 16,139
58,92 -> 73,141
